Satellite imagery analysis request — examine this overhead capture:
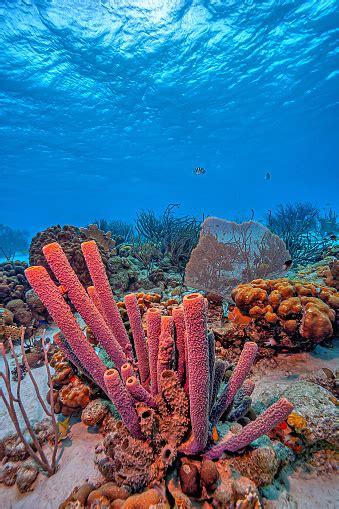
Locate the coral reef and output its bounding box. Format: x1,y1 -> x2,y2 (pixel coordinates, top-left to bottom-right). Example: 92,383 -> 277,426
185,218 -> 290,297
0,260 -> 48,333
25,240 -> 294,495
228,278 -> 338,350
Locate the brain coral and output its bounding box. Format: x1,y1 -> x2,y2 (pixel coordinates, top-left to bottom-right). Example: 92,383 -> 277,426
29,224 -> 115,288
229,278 -> 337,349
185,218 -> 290,297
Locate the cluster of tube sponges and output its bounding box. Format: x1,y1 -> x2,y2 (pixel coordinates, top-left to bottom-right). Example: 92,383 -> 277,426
25,241 -> 293,458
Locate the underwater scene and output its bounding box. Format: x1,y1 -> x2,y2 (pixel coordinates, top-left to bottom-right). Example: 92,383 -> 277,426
0,1 -> 338,508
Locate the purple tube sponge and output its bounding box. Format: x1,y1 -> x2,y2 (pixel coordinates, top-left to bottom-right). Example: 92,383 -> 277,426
204,398 -> 294,459
213,342 -> 258,424
121,362 -> 135,383
157,316 -> 174,390
104,369 -> 143,439
126,376 -> 156,408
172,306 -> 186,384
146,308 -> 162,395
210,359 -> 227,414
124,293 -> 150,387
179,293 -> 210,455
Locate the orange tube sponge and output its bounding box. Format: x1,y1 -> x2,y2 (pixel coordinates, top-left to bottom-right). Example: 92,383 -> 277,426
172,306 -> 186,384
124,293 -> 150,386
179,293 -> 209,455
146,308 -> 161,395
81,241 -> 131,356
25,266 -> 107,392
157,316 -> 174,390
42,242 -> 127,370
125,376 -> 156,408
104,369 -> 143,439
87,285 -> 106,318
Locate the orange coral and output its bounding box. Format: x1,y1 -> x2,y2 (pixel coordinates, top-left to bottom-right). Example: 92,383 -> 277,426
229,278 -> 338,348
300,301 -> 334,341
59,379 -> 90,414
277,297 -> 302,317
228,307 -> 252,326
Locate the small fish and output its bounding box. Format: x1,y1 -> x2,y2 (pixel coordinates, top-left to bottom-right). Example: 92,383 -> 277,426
329,234 -> 337,241
194,166 -> 206,175
57,417 -> 71,441
48,417 -> 71,447
325,203 -> 331,206
212,425 -> 219,442
265,172 -> 271,180
283,260 -> 293,270
58,285 -> 68,296
264,338 -> 277,347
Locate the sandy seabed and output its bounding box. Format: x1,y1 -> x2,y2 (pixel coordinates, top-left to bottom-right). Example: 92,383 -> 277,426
0,333 -> 338,509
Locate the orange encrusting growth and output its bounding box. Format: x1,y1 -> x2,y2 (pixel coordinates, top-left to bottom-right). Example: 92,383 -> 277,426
81,241 -> 132,357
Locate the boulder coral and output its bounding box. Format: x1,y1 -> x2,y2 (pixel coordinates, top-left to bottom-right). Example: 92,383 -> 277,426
25,241 -> 293,491
29,224 -> 115,288
229,278 -> 337,349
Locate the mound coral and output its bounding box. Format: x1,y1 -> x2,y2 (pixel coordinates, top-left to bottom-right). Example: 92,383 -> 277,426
229,278 -> 338,349
25,240 -> 293,491
29,224 -> 115,288
185,218 -> 290,297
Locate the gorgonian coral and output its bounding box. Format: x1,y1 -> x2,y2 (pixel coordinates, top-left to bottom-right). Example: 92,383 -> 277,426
185,217 -> 290,297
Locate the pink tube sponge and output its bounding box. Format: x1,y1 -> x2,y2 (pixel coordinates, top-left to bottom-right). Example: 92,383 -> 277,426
81,241 -> 131,356
146,307 -> 161,395
172,306 -> 186,384
42,242 -> 127,370
87,285 -> 106,318
179,293 -> 209,455
126,376 -> 156,408
124,293 -> 150,386
157,316 -> 174,389
222,341 -> 258,415
204,398 -> 294,458
25,266 -> 107,392
104,369 -> 143,439
121,362 -> 135,383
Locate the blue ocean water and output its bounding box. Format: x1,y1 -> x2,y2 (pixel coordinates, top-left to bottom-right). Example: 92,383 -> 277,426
0,0 -> 338,235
